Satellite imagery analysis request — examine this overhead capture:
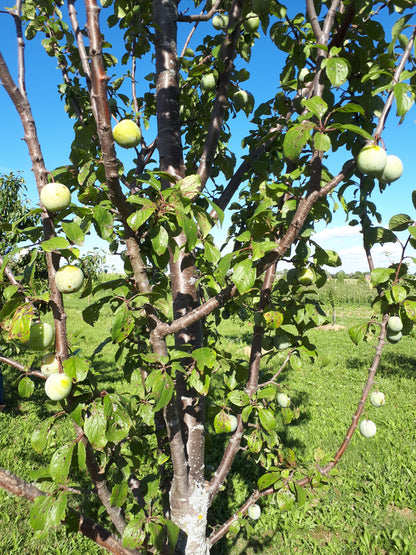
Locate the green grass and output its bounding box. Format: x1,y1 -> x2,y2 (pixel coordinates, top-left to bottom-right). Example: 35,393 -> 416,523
0,296 -> 415,554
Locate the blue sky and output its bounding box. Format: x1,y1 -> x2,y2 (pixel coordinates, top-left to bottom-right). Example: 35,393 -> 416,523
1,1 -> 416,274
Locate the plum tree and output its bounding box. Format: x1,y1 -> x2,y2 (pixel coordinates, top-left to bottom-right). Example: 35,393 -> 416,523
1,2 -> 416,554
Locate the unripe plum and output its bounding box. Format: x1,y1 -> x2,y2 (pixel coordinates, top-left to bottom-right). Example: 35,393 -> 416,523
370,391 -> 386,407
40,352 -> 60,377
28,322 -> 54,351
356,144 -> 387,176
379,154 -> 403,184
243,13 -> 260,32
214,412 -> 237,433
40,183 -> 71,212
387,315 -> 403,333
55,265 -> 84,294
113,119 -> 142,148
247,504 -> 261,520
277,392 -> 290,408
359,419 -> 377,438
45,372 -> 72,401
201,73 -> 217,92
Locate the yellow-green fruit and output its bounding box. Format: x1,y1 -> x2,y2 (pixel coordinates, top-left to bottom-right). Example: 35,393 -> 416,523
40,353 -> 60,377
214,412 -> 237,433
201,73 -> 217,92
233,90 -> 249,110
387,315 -> 403,333
243,12 -> 260,32
28,322 -> 54,351
277,392 -> 290,408
45,372 -> 72,401
212,14 -> 228,29
356,144 -> 387,176
55,265 -> 84,294
370,391 -> 385,407
263,310 -> 283,330
379,154 -> 403,184
112,119 -> 142,149
40,183 -> 71,212
247,504 -> 261,520
297,267 -> 315,286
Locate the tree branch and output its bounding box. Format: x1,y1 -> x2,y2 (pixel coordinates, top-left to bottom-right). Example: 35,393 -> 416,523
0,467 -> 138,555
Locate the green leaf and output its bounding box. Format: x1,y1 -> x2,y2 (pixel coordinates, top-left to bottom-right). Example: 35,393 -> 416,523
63,355 -> 90,382
388,213 -> 412,231
394,82 -> 414,118
111,305 -> 134,343
8,303 -> 34,342
84,403 -> 107,450
333,103 -> 365,115
111,481 -> 128,508
94,204 -> 114,240
177,211 -> 198,251
193,347 -> 216,370
61,221 -> 85,245
281,406 -> 294,424
30,493 -> 67,531
325,57 -> 350,87
258,408 -> 276,431
122,517 -> 145,549
127,200 -> 156,231
331,123 -> 373,141
31,418 -> 53,454
348,323 -> 367,345
164,518 -> 180,551
370,267 -> 394,286
283,122 -> 313,161
151,226 -> 169,256
40,237 -> 70,252
301,97 -> 328,119
232,258 -> 256,294
50,443 -> 74,484
77,441 -> 87,471
313,132 -> 331,152
227,390 -> 250,407
404,299 -> 416,321
152,372 -> 174,412
390,285 -> 407,304
257,472 -> 279,490
18,376 -> 35,398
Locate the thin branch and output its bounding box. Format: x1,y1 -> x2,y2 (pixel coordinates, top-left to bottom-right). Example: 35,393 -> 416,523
0,468 -> 138,555
177,0 -> 222,22
0,355 -> 44,379
196,0 -> 246,189
306,0 -> 322,40
374,25 -> 416,140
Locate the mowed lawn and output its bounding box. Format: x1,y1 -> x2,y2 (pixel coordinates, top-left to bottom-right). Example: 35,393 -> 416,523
0,289 -> 415,554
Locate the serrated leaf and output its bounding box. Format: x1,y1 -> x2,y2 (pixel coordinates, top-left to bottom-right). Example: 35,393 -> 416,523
18,376 -> 35,398
152,372 -> 174,412
111,481 -> 128,508
61,221 -> 85,245
151,225 -> 169,256
232,258 -> 256,294
325,57 -> 350,87
227,390 -> 250,407
390,285 -> 407,304
193,347 -> 216,370
370,267 -> 394,286
177,211 -> 198,251
7,303 -> 34,342
258,408 -> 276,431
40,237 -> 70,252
127,201 -> 156,231
122,517 -> 146,549
281,406 -> 293,424
394,82 -> 414,118
93,204 -> 114,239
404,299 -> 416,321
111,305 -> 134,343
257,472 -> 279,490
301,97 -> 328,119
283,122 -> 313,161
388,213 -> 412,231
30,493 -> 67,531
332,123 -> 373,141
84,403 -> 107,450
31,418 -> 53,454
348,323 -> 367,345
77,441 -> 87,471
313,132 -> 331,152
63,355 -> 90,381
50,443 -> 74,484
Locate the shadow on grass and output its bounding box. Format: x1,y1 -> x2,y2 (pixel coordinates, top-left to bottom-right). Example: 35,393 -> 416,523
345,350 -> 416,380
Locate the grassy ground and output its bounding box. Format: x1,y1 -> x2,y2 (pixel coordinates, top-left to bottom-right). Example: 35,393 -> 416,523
0,293 -> 415,554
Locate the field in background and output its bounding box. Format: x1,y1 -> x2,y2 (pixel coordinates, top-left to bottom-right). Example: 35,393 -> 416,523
0,279 -> 415,554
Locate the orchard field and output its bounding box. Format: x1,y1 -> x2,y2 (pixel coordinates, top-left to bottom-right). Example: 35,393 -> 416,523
1,279 -> 415,555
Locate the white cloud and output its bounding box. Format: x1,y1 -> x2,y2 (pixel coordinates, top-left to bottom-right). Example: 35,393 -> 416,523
312,225 -> 361,241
